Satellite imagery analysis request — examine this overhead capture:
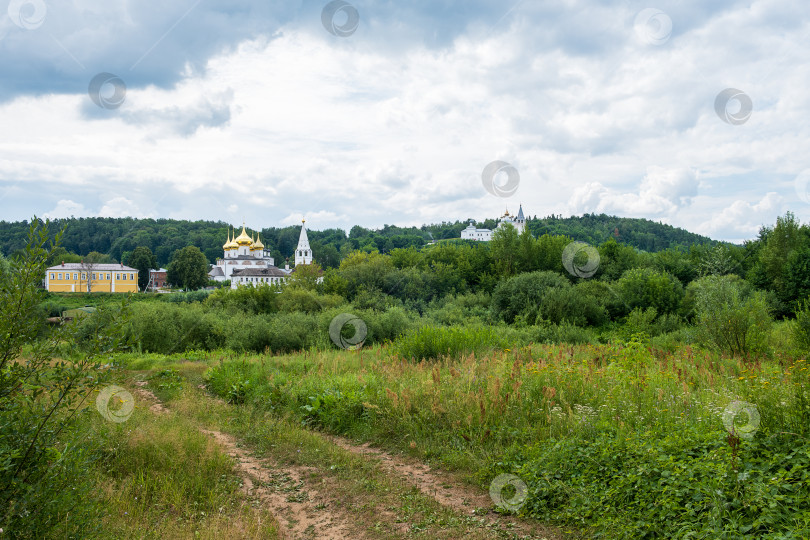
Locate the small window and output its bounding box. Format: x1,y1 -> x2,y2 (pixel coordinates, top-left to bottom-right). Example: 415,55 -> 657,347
106,273 -> 110,280
73,273 -> 78,279
116,273 -> 120,280
50,273 -> 54,279
82,273 -> 86,279
58,273 -> 62,279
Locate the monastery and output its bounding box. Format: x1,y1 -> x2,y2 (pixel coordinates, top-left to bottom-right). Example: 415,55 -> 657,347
208,220 -> 314,289
461,204 -> 526,241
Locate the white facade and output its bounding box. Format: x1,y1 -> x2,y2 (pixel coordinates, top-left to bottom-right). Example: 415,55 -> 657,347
230,268 -> 288,289
461,222 -> 493,241
496,205 -> 526,235
460,205 -> 527,241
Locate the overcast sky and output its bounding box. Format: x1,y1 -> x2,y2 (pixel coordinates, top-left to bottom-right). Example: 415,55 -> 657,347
0,0 -> 808,242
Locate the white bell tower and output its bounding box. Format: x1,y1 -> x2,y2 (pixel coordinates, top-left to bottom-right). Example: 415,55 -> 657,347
295,219 -> 313,265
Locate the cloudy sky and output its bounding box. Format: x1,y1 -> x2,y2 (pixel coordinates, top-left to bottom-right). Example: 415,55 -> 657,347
0,0 -> 808,242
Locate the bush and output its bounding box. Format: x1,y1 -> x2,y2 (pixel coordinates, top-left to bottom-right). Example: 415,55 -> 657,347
1,220 -> 125,537
538,285 -> 608,327
691,275 -> 772,357
204,285 -> 279,314
491,271 -> 569,324
793,298 -> 810,351
394,324 -> 507,360
616,267 -> 684,316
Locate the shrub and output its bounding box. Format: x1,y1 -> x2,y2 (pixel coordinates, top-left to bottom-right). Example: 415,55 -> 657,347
394,324 -> 507,360
691,275 -> 772,357
1,220 -> 126,537
538,285 -> 608,327
793,298 -> 810,351
491,271 -> 569,324
616,267 -> 684,316
204,285 -> 279,314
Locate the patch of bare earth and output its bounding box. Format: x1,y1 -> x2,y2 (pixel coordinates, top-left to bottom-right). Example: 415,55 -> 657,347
133,381 -> 169,415
200,429 -> 366,540
134,382 -> 369,539
326,435 -> 562,540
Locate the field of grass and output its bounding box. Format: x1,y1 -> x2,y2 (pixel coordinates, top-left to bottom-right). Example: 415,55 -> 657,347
99,336 -> 810,539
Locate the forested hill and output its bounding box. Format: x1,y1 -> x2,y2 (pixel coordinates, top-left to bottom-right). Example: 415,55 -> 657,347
0,213 -> 717,267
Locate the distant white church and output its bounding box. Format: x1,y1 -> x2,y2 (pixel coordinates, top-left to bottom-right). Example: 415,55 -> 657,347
208,220 -> 316,288
461,205 -> 526,241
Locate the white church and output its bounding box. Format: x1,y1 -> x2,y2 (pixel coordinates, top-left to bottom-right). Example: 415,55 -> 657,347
461,205 -> 526,241
207,220 -> 315,288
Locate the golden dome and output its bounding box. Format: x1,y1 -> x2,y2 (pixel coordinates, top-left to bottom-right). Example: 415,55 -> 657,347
224,228 -> 237,250
223,229 -> 238,250
234,225 -> 253,246
253,233 -> 265,250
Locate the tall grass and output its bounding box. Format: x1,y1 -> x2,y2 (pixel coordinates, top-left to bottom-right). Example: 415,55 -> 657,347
197,340 -> 810,538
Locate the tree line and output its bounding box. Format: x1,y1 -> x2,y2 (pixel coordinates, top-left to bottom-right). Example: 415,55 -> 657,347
0,213 -> 716,268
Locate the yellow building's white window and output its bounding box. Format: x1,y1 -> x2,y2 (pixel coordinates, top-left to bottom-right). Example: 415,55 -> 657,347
92,273 -> 96,280
106,273 -> 110,280
50,273 -> 54,279
116,273 -> 120,280
82,273 -> 86,279
58,273 -> 62,279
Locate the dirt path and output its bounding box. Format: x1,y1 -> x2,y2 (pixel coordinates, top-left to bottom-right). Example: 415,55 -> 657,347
131,381 -> 369,539
327,436 -> 491,514
133,381 -> 169,415
325,435 -> 559,539
200,428 -> 365,540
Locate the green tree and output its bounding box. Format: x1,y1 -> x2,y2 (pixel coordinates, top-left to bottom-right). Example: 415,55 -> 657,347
288,262 -> 324,291
167,246 -> 209,290
696,244 -> 739,278
755,212 -> 809,310
125,246 -> 157,291
597,238 -> 640,281
616,267 -> 684,316
0,219 -> 130,537
490,224 -> 520,277
491,270 -> 569,324
515,227 -> 539,273
691,274 -> 772,356
793,298 -> 810,351
784,247 -> 810,309
312,242 -> 341,269
44,246 -> 81,267
336,250 -> 394,298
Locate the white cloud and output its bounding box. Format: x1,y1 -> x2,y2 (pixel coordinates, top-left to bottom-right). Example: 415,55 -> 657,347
698,192 -> 783,242
44,199 -> 87,219
568,167 -> 698,217
98,197 -> 149,218
1,1 -> 809,240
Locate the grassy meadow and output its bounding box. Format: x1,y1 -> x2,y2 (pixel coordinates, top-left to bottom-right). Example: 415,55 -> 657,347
107,335 -> 810,539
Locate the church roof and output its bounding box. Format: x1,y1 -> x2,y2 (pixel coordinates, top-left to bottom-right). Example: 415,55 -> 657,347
297,219 -> 310,250
234,224 -> 253,246
208,267 -> 225,277
252,233 -> 265,250
516,204 -> 524,220
232,267 -> 289,277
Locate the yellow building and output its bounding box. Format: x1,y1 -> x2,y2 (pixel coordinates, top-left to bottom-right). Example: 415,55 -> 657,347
45,263 -> 139,293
